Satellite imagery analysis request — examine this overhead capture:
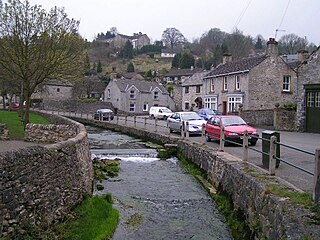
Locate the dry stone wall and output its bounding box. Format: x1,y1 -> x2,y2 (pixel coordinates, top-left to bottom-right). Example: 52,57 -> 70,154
0,112 -> 93,237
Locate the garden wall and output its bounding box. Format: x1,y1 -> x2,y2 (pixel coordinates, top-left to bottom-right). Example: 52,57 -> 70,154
0,113 -> 93,237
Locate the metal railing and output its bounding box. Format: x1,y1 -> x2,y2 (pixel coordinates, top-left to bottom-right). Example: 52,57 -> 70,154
216,127 -> 320,204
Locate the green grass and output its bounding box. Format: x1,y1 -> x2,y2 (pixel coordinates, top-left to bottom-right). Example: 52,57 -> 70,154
56,195 -> 119,240
0,111 -> 51,139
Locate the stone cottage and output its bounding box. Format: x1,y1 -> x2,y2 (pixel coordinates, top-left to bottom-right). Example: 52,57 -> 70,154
181,71 -> 208,111
296,47 -> 320,133
104,78 -> 175,114
112,32 -> 150,50
203,38 -> 298,115
32,79 -> 73,101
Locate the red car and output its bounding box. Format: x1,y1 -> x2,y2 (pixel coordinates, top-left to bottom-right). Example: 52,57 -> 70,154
204,115 -> 259,146
7,103 -> 19,109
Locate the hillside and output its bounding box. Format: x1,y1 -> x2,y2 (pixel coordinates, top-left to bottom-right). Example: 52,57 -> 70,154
88,45 -> 172,75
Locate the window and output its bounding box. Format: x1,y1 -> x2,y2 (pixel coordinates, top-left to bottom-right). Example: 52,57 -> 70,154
129,103 -> 135,112
223,77 -> 227,91
316,92 -> 320,107
185,102 -> 190,110
185,86 -> 189,94
283,75 -> 291,92
210,79 -> 215,92
154,91 -> 159,100
107,89 -> 111,98
307,92 -> 315,107
235,75 -> 240,90
196,85 -> 201,93
143,103 -> 148,111
130,89 -> 135,99
57,88 -> 60,92
204,97 -> 217,110
228,96 -> 242,112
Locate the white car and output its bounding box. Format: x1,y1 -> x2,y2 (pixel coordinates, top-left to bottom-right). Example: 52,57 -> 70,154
149,106 -> 173,120
167,112 -> 206,134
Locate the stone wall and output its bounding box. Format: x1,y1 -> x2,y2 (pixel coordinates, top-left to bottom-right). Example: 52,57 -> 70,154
41,99 -> 114,113
274,108 -> 297,131
73,117 -> 319,239
239,108 -> 274,127
0,113 -> 93,237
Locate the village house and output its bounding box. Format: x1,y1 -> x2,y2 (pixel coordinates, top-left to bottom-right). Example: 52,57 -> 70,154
104,78 -> 175,114
181,71 -> 208,111
163,67 -> 203,84
161,49 -> 177,58
32,79 -> 73,101
111,32 -> 150,50
296,47 -> 320,133
202,38 -> 298,116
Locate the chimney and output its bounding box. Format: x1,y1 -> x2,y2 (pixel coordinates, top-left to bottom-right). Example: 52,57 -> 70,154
266,38 -> 278,57
297,49 -> 309,62
222,53 -> 232,64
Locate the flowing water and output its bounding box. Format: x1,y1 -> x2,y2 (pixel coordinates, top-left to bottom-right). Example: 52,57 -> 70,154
87,126 -> 233,240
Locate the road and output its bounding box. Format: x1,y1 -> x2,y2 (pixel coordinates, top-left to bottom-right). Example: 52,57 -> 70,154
43,111 -> 320,194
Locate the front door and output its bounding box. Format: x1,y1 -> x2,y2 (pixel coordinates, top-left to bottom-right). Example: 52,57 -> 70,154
222,101 -> 227,115
305,86 -> 320,133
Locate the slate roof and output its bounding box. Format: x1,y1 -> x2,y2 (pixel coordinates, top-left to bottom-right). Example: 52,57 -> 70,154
117,33 -> 148,40
165,68 -> 203,77
114,78 -> 168,94
205,55 -> 267,78
181,71 -> 208,86
121,72 -> 144,79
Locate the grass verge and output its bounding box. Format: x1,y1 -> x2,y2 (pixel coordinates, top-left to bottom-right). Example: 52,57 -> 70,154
56,194 -> 119,240
0,111 -> 51,139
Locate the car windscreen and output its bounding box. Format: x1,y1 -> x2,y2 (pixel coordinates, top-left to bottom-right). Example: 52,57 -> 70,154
204,109 -> 217,115
161,109 -> 172,113
221,117 -> 246,126
181,113 -> 202,121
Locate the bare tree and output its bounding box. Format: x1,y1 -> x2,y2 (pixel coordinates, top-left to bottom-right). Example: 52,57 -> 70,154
279,33 -> 308,54
161,27 -> 187,49
0,0 -> 85,125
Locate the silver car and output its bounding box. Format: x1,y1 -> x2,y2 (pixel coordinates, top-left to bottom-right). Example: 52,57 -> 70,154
93,109 -> 114,121
167,112 -> 207,134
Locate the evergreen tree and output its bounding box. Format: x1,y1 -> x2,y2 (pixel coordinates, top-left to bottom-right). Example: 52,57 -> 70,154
84,53 -> 91,75
121,40 -> 134,59
255,37 -> 263,49
127,62 -> 135,72
179,52 -> 195,69
171,53 -> 181,68
97,60 -> 102,73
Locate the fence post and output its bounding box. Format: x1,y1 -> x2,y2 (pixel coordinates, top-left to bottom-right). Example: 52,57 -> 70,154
116,115 -> 119,124
134,116 -> 136,127
80,112 -> 83,118
313,149 -> 320,204
242,130 -> 249,161
269,135 -> 277,176
144,117 -> 147,129
185,122 -> 189,139
125,116 -> 127,126
155,118 -> 157,132
219,127 -> 225,151
181,121 -> 185,139
201,124 -> 206,144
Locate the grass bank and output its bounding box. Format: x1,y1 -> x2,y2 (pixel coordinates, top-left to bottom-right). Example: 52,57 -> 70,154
0,111 -> 51,139
5,194 -> 119,240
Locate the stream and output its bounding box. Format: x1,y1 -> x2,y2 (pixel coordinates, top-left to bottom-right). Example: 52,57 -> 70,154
87,126 -> 233,240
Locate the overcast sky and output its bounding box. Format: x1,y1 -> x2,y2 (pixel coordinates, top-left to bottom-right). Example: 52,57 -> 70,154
25,0 -> 320,44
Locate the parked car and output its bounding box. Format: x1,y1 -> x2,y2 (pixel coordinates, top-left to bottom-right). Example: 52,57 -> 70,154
7,103 -> 19,109
93,109 -> 114,121
167,111 -> 206,134
149,106 -> 173,120
196,108 -> 220,120
204,115 -> 259,146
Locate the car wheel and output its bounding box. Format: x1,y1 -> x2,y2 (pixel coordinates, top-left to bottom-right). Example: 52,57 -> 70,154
150,115 -> 154,119
205,132 -> 211,142
163,116 -> 167,120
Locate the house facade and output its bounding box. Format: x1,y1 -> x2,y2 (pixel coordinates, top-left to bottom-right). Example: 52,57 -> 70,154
161,49 -> 177,58
181,71 -> 207,111
112,32 -> 150,50
296,47 -> 320,133
203,38 -> 297,115
104,78 -> 175,114
32,80 -> 73,101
